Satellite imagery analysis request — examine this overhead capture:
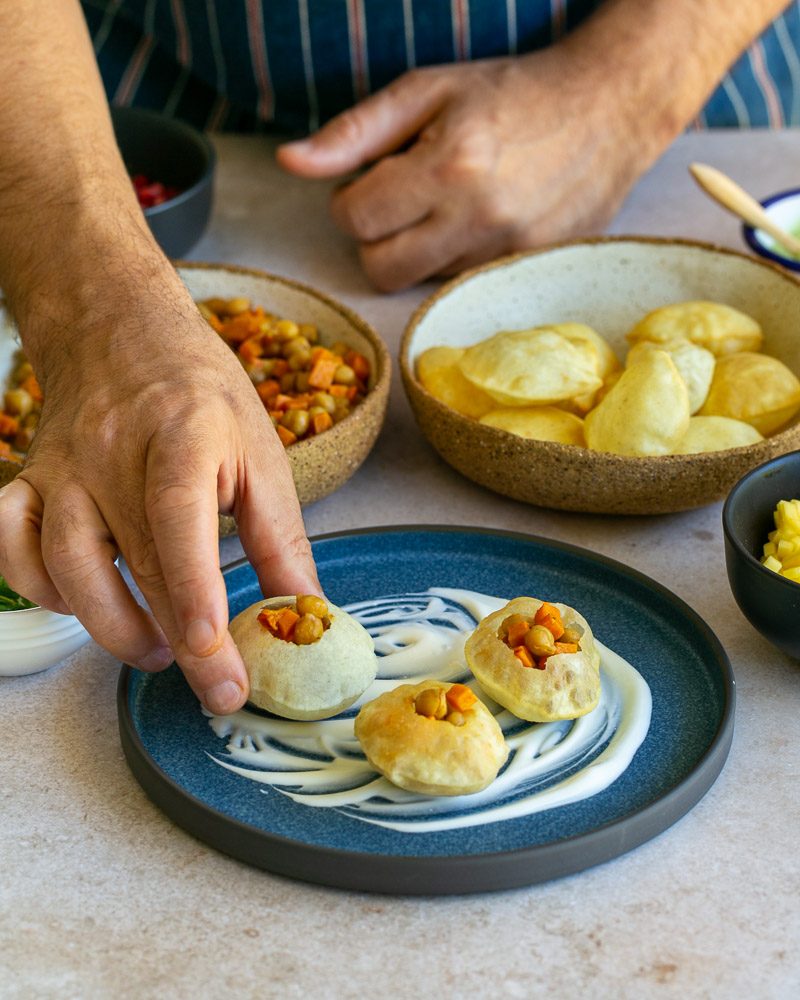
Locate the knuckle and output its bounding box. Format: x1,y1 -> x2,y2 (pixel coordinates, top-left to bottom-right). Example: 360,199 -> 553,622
329,109 -> 366,150
359,245 -> 406,293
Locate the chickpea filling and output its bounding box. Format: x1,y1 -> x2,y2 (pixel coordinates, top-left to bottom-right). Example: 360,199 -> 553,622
198,297 -> 371,447
413,683 -> 477,726
498,602 -> 584,670
0,353 -> 42,463
257,595 -> 331,645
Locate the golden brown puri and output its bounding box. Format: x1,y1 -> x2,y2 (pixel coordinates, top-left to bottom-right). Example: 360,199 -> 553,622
626,301 -> 763,357
465,598 -> 601,723
229,596 -> 376,720
354,680 -> 508,796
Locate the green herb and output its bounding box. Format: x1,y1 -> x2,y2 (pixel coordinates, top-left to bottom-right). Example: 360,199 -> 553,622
0,574 -> 37,611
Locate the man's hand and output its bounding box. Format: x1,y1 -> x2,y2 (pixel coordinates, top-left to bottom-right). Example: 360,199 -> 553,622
278,50 -> 634,291
278,0 -> 792,292
0,286 -> 320,714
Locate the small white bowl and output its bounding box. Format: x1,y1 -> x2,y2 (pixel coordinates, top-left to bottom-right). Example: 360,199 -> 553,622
0,605 -> 90,677
742,187 -> 800,273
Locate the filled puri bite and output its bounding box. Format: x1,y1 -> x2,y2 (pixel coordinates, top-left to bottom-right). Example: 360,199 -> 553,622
229,595 -> 377,720
354,681 -> 508,796
465,598 -> 601,723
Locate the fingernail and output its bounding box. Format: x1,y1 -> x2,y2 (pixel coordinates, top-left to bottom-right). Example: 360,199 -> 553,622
281,138 -> 311,153
185,619 -> 220,657
139,646 -> 174,671
204,681 -> 243,715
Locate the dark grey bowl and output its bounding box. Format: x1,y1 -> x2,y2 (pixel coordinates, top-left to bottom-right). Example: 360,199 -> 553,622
111,106 -> 215,257
723,450 -> 800,659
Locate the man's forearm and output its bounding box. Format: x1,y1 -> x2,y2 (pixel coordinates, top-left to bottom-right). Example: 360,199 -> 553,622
0,1 -> 182,382
565,0 -> 792,172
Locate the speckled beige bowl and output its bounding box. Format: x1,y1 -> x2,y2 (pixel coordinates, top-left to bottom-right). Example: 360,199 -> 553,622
400,238 -> 800,515
0,263 -> 391,531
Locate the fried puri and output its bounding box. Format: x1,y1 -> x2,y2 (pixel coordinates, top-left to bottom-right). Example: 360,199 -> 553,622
354,680 -> 508,796
465,597 -> 601,723
229,596 -> 377,720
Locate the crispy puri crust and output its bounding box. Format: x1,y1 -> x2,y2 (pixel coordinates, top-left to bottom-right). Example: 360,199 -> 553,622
465,598 -> 601,723
354,680 -> 508,796
230,597 -> 377,720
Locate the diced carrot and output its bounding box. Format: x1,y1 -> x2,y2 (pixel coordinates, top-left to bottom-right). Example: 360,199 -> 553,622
308,357 -> 339,391
535,657 -> 548,671
554,642 -> 579,654
0,440 -> 12,456
257,608 -> 280,633
221,314 -> 254,343
534,602 -> 565,640
349,352 -> 370,381
446,684 -> 477,712
311,411 -> 333,435
0,413 -> 19,438
506,620 -> 530,647
19,375 -> 42,404
346,385 -> 359,401
272,394 -> 293,410
238,337 -> 263,364
286,393 -> 312,410
276,425 -> 297,447
513,645 -> 534,668
275,607 -> 300,640
328,384 -> 349,397
256,379 -> 281,402
208,314 -> 224,334
311,346 -> 336,364
272,359 -> 289,377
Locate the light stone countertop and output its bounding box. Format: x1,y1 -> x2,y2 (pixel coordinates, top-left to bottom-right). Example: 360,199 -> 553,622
3,131 -> 800,1000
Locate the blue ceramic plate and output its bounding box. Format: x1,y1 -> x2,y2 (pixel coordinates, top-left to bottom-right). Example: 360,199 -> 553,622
118,526 -> 734,894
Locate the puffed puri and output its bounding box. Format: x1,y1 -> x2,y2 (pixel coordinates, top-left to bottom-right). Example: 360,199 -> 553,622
229,596 -> 377,720
465,598 -> 601,723
354,680 -> 509,796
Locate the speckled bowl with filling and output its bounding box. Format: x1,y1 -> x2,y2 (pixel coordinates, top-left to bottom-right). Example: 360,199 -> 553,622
400,237 -> 800,515
0,263 -> 391,532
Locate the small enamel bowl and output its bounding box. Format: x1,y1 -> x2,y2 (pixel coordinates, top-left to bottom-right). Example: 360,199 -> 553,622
723,449 -> 800,660
0,605 -> 90,677
742,187 -> 800,273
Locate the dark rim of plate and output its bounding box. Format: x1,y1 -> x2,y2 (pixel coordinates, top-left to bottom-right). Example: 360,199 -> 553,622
741,186 -> 800,271
117,524 -> 735,895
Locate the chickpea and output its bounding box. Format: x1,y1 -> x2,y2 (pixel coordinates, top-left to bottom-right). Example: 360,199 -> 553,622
294,372 -> 311,393
446,711 -> 466,727
22,412 -> 39,429
311,392 -> 335,415
561,623 -> 585,646
293,613 -> 324,645
201,297 -> 228,315
4,388 -> 33,419
263,339 -> 283,358
332,399 -> 350,422
13,427 -> 35,452
280,372 -> 296,393
299,323 -> 318,344
276,319 -> 300,340
296,594 -> 329,618
331,341 -> 350,356
13,361 -> 34,384
224,297 -> 251,316
500,613 -> 529,638
333,364 -> 356,386
284,336 -> 311,356
414,687 -> 448,719
281,409 -> 310,437
524,625 -> 557,657
288,350 -> 312,372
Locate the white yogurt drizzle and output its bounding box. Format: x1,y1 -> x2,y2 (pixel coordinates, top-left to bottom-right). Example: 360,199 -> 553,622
207,588 -> 652,834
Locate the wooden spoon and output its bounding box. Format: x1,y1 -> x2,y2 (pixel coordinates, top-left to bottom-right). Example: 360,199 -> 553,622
689,162 -> 800,256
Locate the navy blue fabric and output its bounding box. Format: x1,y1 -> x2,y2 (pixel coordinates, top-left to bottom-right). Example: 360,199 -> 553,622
81,0 -> 800,132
